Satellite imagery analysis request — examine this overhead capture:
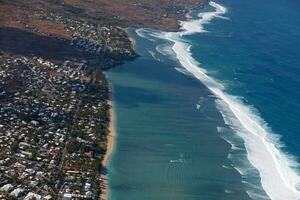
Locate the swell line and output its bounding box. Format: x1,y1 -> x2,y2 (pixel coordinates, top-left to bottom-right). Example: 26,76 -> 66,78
150,1 -> 300,200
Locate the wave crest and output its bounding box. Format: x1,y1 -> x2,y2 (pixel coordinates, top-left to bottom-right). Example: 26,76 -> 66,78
136,1 -> 300,200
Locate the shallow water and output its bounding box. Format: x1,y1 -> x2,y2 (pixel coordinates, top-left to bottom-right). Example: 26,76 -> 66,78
107,0 -> 300,199
107,31 -> 252,200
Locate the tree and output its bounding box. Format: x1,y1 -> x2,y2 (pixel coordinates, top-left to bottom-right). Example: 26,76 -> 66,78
31,149 -> 39,160
66,139 -> 81,154
10,140 -> 19,153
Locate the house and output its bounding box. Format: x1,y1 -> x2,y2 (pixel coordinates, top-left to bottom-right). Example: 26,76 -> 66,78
44,194 -> 52,200
24,192 -> 42,200
84,151 -> 93,158
10,188 -> 25,197
63,193 -> 72,200
1,184 -> 13,192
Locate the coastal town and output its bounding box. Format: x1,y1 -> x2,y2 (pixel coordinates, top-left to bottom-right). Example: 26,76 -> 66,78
0,1 -> 136,198
0,54 -> 112,199
1,0 -> 296,200
0,0 -> 204,199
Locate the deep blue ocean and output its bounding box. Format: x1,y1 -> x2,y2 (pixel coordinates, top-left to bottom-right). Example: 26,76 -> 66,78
107,0 -> 300,199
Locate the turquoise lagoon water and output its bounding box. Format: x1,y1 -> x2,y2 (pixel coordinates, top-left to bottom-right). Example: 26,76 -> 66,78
107,33 -> 251,200
107,0 -> 300,199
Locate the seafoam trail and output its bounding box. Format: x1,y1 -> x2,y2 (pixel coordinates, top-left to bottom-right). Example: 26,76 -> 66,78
140,1 -> 300,200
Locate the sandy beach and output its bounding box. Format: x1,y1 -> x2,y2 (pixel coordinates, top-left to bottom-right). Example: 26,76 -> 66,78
100,34 -> 133,200
129,37 -> 136,47
100,99 -> 116,200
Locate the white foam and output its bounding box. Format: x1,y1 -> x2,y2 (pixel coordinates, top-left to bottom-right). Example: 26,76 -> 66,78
136,29 -> 156,42
175,67 -> 192,76
217,126 -> 242,150
170,158 -> 184,163
155,44 -> 176,58
222,164 -> 231,169
179,1 -> 227,35
225,189 -> 232,194
247,190 -> 270,200
148,50 -> 161,61
162,1 -> 300,200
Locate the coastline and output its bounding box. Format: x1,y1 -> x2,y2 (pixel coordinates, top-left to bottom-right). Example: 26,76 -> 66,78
101,98 -> 116,200
98,6 -> 199,200
163,1 -> 300,199
129,37 -> 136,48
0,1 -> 211,199
99,25 -> 255,199
100,33 -> 134,200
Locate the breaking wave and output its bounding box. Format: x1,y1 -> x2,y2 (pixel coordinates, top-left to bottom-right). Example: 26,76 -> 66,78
136,1 -> 300,200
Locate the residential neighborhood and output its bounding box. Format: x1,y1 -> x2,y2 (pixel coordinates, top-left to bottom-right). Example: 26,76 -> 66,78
0,1 -> 137,198
0,55 -> 111,199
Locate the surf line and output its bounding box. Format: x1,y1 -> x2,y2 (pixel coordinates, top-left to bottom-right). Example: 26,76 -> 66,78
159,1 -> 300,200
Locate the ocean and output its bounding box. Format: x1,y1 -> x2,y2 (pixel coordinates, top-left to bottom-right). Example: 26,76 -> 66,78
106,0 -> 300,199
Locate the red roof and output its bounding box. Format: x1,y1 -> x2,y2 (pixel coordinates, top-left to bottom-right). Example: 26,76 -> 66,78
84,151 -> 93,158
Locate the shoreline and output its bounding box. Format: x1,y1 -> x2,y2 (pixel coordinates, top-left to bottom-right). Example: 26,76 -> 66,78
165,1 -> 300,199
100,99 -> 116,200
129,37 -> 136,48
100,33 -> 134,200
98,4 -> 202,199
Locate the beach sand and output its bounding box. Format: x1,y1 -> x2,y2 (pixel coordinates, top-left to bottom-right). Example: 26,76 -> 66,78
100,99 -> 116,200
129,37 -> 136,47
99,34 -> 133,200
